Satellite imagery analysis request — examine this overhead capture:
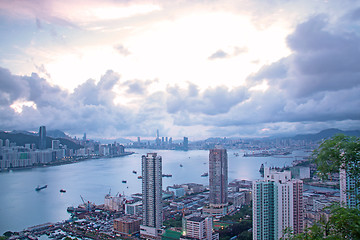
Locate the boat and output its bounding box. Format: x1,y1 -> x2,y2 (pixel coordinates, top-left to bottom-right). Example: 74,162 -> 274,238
180,164 -> 183,167
122,180 -> 127,183
35,185 -> 47,191
67,206 -> 75,212
138,176 -> 142,179
60,189 -> 66,193
132,170 -> 137,174
162,174 -> 172,177
201,172 -> 208,177
234,153 -> 239,157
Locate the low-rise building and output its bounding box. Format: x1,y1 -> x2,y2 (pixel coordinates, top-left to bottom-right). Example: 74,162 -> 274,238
113,216 -> 142,236
182,214 -> 219,240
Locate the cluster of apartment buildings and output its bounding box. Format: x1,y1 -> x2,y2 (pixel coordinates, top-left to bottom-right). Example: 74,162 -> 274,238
0,126 -> 127,170
108,146 -> 359,240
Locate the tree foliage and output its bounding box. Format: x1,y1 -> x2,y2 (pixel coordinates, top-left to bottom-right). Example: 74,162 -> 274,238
313,134 -> 360,183
283,204 -> 360,240
284,135 -> 360,239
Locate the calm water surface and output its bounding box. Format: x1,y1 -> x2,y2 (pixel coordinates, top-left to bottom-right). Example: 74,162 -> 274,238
0,148 -> 308,234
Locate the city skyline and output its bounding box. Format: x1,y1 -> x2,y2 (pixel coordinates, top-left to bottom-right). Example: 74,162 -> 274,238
0,1 -> 360,140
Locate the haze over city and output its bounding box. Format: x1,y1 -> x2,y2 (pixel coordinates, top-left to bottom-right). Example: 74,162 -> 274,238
0,0 -> 359,140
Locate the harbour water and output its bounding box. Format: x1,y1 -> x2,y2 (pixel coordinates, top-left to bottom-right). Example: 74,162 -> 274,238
0,148 -> 308,234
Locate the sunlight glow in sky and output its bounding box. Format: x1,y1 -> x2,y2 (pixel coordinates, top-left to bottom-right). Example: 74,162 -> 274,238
0,0 -> 359,139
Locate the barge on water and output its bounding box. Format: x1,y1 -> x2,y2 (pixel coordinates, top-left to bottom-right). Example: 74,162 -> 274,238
35,185 -> 47,191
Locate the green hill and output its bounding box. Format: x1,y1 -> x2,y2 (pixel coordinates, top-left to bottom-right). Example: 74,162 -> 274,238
0,131 -> 82,150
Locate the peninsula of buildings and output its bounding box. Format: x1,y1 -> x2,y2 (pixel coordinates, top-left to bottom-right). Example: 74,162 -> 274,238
0,126 -> 132,171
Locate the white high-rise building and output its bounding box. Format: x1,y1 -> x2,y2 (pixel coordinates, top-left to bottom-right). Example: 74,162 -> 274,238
340,168 -> 360,209
253,168 -> 303,240
182,214 -> 219,240
140,153 -> 163,239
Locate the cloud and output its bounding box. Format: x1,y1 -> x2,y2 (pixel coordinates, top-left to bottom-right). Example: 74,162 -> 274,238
208,46 -> 248,60
208,49 -> 229,60
343,7 -> 360,21
249,15 -> 360,98
35,64 -> 51,79
114,44 -> 131,56
166,84 -> 249,115
122,79 -> 155,95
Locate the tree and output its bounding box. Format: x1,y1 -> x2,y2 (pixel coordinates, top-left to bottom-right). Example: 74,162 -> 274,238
283,204 -> 360,240
313,134 -> 360,191
283,135 -> 360,239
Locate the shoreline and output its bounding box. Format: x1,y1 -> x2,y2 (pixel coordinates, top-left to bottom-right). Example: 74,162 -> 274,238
0,151 -> 134,173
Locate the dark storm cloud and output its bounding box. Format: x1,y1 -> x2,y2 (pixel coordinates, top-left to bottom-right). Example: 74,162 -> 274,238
344,7 -> 360,21
249,15 -> 360,98
0,67 -> 26,105
0,68 -> 131,135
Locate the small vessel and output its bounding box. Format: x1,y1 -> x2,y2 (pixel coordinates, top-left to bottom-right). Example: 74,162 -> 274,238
138,176 -> 142,179
67,206 -> 75,212
60,189 -> 66,193
180,164 -> 183,167
162,174 -> 172,177
132,170 -> 137,174
35,185 -> 47,191
201,172 -> 208,177
122,180 -> 127,183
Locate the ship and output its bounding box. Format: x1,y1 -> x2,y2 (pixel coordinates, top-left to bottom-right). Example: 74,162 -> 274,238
60,189 -> 66,193
35,185 -> 47,191
201,172 -> 208,177
243,151 -> 271,157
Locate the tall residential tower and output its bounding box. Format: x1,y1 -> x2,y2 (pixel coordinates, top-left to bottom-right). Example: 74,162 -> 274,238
203,149 -> 228,217
140,153 -> 163,239
39,126 -> 46,150
253,168 -> 304,240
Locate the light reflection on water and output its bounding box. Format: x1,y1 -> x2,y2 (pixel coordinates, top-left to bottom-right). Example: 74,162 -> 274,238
0,148 -> 307,234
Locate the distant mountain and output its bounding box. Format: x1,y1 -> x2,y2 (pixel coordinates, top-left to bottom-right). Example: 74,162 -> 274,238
293,128 -> 360,141
47,129 -> 68,138
10,130 -> 37,136
95,137 -> 132,144
0,131 -> 82,150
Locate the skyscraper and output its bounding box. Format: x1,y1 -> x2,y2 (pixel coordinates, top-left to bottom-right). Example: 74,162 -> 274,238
253,168 -> 304,240
183,137 -> 188,151
39,126 -> 46,150
203,149 -> 228,217
209,149 -> 228,205
140,153 -> 163,239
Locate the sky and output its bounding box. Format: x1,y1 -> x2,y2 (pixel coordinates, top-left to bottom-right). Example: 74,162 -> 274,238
0,0 -> 360,140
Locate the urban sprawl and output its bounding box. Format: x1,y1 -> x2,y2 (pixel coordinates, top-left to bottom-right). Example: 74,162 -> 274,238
0,126 -> 357,240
